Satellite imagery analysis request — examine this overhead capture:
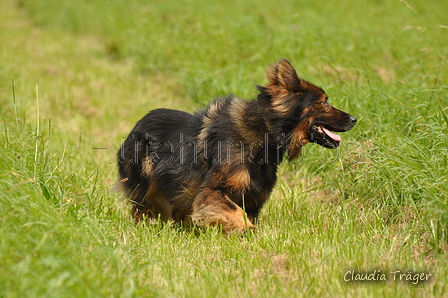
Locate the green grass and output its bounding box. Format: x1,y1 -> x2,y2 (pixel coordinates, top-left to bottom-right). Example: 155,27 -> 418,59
1,0 -> 447,297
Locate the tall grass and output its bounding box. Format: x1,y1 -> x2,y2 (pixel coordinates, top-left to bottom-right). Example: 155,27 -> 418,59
1,0 -> 447,296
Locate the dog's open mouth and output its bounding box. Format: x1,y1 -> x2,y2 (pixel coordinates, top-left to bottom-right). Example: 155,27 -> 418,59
312,125 -> 342,148
318,125 -> 341,143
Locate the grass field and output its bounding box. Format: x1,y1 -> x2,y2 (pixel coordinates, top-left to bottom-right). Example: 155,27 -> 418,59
1,0 -> 447,297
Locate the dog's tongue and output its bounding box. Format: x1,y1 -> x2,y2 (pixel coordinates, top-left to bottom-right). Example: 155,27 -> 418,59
322,127 -> 341,143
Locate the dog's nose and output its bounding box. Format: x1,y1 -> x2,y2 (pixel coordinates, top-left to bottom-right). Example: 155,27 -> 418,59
347,115 -> 357,125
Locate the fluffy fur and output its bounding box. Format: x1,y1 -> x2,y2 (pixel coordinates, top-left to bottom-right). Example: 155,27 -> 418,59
117,59 -> 356,232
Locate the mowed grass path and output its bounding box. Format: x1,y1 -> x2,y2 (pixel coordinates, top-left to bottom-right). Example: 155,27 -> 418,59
1,0 -> 447,297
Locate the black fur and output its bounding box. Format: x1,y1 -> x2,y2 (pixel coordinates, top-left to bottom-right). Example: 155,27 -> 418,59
117,59 -> 356,232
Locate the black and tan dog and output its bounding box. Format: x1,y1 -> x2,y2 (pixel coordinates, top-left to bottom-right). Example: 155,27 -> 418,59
117,59 -> 356,232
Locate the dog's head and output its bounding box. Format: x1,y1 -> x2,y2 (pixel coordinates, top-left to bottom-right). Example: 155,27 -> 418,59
257,59 -> 356,159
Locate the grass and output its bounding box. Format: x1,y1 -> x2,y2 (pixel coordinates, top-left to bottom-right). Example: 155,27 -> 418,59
1,0 -> 447,297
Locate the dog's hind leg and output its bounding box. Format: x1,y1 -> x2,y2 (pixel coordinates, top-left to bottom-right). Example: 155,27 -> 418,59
132,180 -> 173,223
191,188 -> 255,233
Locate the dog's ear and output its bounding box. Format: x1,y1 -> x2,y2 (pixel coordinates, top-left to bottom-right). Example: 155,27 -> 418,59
266,59 -> 302,95
259,59 -> 304,115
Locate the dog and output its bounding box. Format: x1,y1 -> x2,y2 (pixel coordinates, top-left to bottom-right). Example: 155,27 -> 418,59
117,59 -> 356,233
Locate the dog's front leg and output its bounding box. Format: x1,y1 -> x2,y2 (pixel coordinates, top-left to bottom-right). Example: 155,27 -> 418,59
191,188 -> 255,233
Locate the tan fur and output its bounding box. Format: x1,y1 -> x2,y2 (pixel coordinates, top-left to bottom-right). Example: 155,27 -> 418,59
300,80 -> 324,94
197,118 -> 211,145
288,121 -> 310,159
141,156 -> 154,177
228,97 -> 260,144
197,100 -> 226,155
265,59 -> 303,116
171,180 -> 202,221
191,190 -> 254,233
133,181 -> 172,222
226,166 -> 251,191
270,98 -> 295,116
